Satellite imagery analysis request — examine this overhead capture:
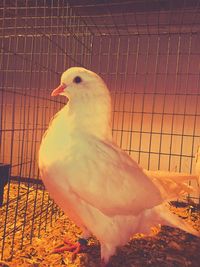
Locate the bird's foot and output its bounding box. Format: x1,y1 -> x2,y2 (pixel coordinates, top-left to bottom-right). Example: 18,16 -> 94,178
52,237 -> 88,259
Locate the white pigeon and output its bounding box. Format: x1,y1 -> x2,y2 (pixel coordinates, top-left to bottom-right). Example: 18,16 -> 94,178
39,67 -> 199,266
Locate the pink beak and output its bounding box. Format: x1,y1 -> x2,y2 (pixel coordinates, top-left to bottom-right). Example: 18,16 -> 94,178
51,83 -> 67,96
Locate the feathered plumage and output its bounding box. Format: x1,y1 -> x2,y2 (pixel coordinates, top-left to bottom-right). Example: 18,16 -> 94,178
39,67 -> 199,265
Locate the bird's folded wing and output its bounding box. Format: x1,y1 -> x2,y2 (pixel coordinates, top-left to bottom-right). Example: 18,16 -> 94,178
144,170 -> 198,200
66,138 -> 162,217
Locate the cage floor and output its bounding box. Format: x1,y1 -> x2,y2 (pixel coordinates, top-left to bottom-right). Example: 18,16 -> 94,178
0,183 -> 60,261
0,203 -> 199,267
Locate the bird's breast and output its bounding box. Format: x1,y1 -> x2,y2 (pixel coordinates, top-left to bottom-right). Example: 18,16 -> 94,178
39,108 -> 73,167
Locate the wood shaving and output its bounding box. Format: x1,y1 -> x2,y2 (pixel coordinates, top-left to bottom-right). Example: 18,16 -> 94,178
0,184 -> 200,266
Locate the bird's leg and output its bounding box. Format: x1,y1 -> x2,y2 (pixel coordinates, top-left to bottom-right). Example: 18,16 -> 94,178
52,237 -> 88,255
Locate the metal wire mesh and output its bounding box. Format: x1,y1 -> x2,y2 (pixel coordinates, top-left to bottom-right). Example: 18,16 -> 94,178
0,0 -> 200,260
0,0 -> 93,259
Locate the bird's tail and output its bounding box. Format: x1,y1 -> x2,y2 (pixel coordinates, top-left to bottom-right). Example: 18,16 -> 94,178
139,203 -> 200,237
144,170 -> 199,201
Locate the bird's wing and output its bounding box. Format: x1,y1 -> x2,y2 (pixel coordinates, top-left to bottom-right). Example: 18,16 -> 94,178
144,170 -> 198,200
65,137 -> 162,217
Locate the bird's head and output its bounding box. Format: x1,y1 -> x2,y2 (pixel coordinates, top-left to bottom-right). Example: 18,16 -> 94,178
51,67 -> 112,138
51,67 -> 109,101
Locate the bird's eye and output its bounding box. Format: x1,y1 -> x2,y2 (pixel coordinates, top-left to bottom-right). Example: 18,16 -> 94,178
73,76 -> 82,84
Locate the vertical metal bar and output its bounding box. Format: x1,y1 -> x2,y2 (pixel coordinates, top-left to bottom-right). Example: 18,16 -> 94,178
137,36 -> 150,164
97,35 -> 103,73
20,0 -> 36,245
157,35 -> 171,170
104,0 -> 120,36
1,4 -> 13,260
43,0 -> 57,234
63,3 -> 69,69
84,26 -> 88,67
112,37 -> 121,137
179,34 -> 192,172
86,28 -> 92,68
75,10 -> 81,66
105,36 -> 112,92
128,36 -> 140,155
0,1 -> 6,160
38,0 -> 53,236
42,0 -> 54,233
30,39 -> 43,245
2,0 -> 19,258
71,6 -> 76,66
147,36 -> 160,170
17,33 -> 27,183
190,60 -> 200,175
49,0 -> 61,227
11,0 -> 29,252
67,7 -> 72,67
119,37 -> 130,149
168,35 -> 181,170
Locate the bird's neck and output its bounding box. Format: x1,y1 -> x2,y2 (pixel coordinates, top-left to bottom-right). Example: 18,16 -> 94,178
66,95 -> 112,140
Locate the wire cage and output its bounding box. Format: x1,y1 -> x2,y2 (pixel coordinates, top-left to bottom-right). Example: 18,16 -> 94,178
0,0 -> 200,261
